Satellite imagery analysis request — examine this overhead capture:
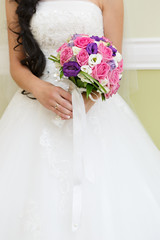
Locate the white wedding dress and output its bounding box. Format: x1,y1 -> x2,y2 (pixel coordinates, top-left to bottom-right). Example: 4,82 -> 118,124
0,1 -> 160,239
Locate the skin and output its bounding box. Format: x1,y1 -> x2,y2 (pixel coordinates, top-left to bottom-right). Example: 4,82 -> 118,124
5,0 -> 123,119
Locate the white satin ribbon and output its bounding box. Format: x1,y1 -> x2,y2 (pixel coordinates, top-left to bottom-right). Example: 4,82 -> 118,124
70,83 -> 95,232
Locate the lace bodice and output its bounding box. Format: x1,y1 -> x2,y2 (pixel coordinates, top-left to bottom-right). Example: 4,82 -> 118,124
30,1 -> 103,50
30,0 -> 104,85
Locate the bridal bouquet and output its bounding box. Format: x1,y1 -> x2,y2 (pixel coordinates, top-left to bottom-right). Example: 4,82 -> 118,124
49,34 -> 123,100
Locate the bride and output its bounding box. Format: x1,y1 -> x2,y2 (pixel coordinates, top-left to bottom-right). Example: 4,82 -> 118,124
0,0 -> 160,239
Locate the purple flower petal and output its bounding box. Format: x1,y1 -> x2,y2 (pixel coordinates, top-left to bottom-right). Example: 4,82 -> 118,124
108,60 -> 116,70
71,34 -> 82,40
63,61 -> 81,77
90,35 -> 104,42
68,41 -> 74,47
86,43 -> 98,55
109,45 -> 117,56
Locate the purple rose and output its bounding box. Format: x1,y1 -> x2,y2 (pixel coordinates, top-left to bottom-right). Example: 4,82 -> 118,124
63,61 -> 81,77
108,60 -> 116,70
109,45 -> 117,56
90,35 -> 104,41
68,41 -> 74,47
72,34 -> 82,40
86,43 -> 98,55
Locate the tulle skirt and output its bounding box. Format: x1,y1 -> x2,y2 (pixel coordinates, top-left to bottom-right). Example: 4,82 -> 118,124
0,88 -> 160,240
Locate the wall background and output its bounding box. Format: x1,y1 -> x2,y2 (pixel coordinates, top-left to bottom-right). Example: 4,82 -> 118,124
120,70 -> 160,149
124,0 -> 160,38
0,0 -> 160,149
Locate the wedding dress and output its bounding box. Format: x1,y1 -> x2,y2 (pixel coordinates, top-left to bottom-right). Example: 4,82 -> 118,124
0,0 -> 160,239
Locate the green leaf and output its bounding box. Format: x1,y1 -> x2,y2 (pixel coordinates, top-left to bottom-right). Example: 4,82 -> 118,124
80,71 -> 107,94
60,70 -> 64,79
86,84 -> 94,99
48,57 -> 60,63
48,55 -> 60,63
50,55 -> 58,60
76,78 -> 86,88
79,72 -> 99,91
101,93 -> 106,101
69,76 -> 76,85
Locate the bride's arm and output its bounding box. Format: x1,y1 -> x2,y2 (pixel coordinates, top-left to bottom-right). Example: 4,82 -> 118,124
5,0 -> 72,120
83,0 -> 124,112
102,0 -> 124,53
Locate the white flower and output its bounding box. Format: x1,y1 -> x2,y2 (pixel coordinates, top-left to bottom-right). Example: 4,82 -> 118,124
104,86 -> 110,93
81,65 -> 92,75
119,73 -> 123,79
101,78 -> 109,86
114,52 -> 122,63
114,60 -> 118,68
77,73 -> 91,84
102,41 -> 109,47
95,41 -> 100,46
72,46 -> 81,55
88,53 -> 102,67
54,62 -> 61,69
57,52 -> 60,60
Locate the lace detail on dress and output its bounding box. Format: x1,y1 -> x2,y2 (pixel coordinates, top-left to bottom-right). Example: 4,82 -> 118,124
30,1 -> 104,57
40,128 -> 73,213
19,200 -> 42,240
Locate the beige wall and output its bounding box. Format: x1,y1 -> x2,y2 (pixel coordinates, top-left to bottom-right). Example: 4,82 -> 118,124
124,0 -> 160,38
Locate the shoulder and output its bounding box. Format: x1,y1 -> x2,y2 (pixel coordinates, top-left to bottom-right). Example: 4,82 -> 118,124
99,0 -> 124,52
5,0 -> 18,22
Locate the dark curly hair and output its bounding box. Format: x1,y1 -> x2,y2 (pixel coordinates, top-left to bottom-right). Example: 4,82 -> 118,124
13,0 -> 46,78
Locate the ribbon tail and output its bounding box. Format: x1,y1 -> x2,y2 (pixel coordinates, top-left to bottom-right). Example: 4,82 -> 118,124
72,185 -> 82,232
71,88 -> 85,232
71,86 -> 95,232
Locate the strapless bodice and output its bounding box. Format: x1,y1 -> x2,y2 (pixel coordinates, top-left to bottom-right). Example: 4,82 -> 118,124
30,1 -> 104,51
29,1 -> 104,86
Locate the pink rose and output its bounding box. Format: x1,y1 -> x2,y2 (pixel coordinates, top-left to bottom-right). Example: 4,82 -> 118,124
108,69 -> 120,85
76,49 -> 89,66
80,34 -> 89,37
117,59 -> 123,73
74,37 -> 94,49
102,36 -> 112,44
105,83 -> 120,99
112,82 -> 120,94
57,43 -> 68,52
60,47 -> 73,65
92,62 -> 110,82
98,42 -> 113,61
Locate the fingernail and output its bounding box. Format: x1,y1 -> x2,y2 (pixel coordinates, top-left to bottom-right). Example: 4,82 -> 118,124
67,116 -> 70,119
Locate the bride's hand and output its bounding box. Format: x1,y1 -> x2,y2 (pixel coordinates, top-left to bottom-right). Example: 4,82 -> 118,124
32,80 -> 73,120
82,91 -> 100,113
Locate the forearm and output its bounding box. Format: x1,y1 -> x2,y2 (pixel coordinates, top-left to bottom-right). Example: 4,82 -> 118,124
10,63 -> 43,95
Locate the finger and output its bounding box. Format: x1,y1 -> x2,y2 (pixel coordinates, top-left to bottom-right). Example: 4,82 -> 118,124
56,96 -> 73,112
54,109 -> 72,120
50,100 -> 72,117
49,106 -> 72,120
55,103 -> 73,117
58,87 -> 72,103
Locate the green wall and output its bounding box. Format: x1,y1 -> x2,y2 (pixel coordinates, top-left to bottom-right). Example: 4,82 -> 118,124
129,70 -> 160,149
